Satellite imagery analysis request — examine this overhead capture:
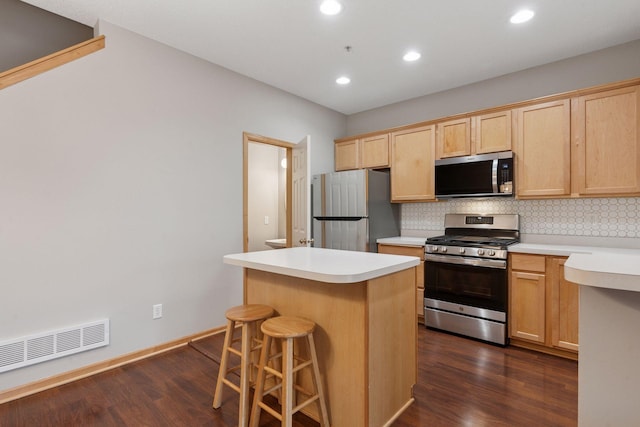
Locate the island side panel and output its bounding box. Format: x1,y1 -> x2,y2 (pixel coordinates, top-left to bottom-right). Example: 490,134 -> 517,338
579,286 -> 640,426
367,267 -> 417,426
245,268 -> 367,427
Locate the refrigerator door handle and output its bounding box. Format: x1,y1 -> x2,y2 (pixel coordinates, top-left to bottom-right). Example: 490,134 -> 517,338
312,216 -> 366,221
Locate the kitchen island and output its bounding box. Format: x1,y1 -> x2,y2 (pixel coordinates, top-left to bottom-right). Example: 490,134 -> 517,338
223,247 -> 420,427
565,252 -> 640,427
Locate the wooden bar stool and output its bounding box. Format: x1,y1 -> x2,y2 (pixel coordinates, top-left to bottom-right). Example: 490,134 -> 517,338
250,316 -> 330,427
213,304 -> 275,427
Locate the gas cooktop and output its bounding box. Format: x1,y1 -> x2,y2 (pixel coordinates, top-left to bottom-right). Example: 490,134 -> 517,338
426,235 -> 520,249
425,214 -> 520,259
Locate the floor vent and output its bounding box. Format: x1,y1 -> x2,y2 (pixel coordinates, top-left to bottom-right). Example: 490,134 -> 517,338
0,319 -> 109,373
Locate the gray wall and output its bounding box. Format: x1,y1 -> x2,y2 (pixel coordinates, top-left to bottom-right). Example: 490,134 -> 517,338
0,20 -> 344,392
347,38 -> 640,136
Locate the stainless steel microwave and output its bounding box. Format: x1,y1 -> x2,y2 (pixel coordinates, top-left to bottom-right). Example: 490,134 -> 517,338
435,151 -> 514,198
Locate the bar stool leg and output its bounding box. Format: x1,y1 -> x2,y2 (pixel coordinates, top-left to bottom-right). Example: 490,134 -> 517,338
282,337 -> 294,427
249,334 -> 272,427
307,333 -> 330,427
212,319 -> 235,409
239,321 -> 251,426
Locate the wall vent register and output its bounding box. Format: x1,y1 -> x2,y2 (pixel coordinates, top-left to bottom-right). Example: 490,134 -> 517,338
0,319 -> 109,373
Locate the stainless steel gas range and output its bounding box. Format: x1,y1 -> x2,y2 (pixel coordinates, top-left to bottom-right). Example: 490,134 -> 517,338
424,213 -> 520,345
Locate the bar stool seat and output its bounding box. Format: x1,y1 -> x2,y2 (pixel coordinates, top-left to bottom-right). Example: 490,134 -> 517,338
250,316 -> 330,427
213,304 -> 275,427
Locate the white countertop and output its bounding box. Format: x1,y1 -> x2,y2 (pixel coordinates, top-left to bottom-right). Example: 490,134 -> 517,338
565,253 -> 640,292
378,236 -> 640,291
510,242 -> 640,256
511,242 -> 640,292
509,243 -> 594,256
223,247 -> 420,284
377,236 -> 427,246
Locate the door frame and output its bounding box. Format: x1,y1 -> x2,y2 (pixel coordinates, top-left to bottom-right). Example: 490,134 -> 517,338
243,132 -> 295,252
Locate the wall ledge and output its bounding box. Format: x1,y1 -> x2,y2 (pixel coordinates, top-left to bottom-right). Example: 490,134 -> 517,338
0,35 -> 105,90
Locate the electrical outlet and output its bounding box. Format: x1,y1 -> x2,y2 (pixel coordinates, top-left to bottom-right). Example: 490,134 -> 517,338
153,304 -> 162,319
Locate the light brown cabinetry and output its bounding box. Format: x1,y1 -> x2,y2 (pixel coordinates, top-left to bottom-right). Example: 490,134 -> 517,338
548,257 -> 579,352
377,243 -> 425,324
436,111 -> 512,159
360,134 -> 389,168
473,110 -> 512,155
510,254 -> 546,343
514,100 -> 571,198
335,78 -> 640,200
335,138 -> 359,171
509,253 -> 578,359
571,85 -> 640,196
436,118 -> 471,158
335,133 -> 390,171
390,125 -> 436,202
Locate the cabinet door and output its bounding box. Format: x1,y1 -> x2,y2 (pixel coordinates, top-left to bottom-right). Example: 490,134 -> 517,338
514,99 -> 571,198
510,271 -> 546,343
335,139 -> 359,171
360,134 -> 389,168
436,118 -> 471,158
572,85 -> 640,196
549,257 -> 579,352
473,110 -> 512,154
390,125 -> 436,202
377,244 -> 425,322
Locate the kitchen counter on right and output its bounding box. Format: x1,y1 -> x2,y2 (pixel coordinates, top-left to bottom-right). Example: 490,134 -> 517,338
512,241 -> 640,426
509,242 -> 640,257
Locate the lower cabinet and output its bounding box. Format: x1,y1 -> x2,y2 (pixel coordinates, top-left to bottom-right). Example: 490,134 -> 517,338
509,253 -> 579,359
377,243 -> 425,324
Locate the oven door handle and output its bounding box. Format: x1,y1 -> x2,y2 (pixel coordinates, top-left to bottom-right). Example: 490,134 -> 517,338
425,253 -> 507,269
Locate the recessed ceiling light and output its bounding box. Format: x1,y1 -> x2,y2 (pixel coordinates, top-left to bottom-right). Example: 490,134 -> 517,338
403,51 -> 421,62
510,9 -> 535,24
320,0 -> 342,16
336,76 -> 351,85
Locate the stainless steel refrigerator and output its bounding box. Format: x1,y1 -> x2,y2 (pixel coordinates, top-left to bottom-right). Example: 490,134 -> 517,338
311,169 -> 400,252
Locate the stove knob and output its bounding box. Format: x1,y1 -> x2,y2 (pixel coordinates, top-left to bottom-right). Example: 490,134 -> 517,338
477,249 -> 485,256
488,250 -> 496,256
441,247 -> 447,253
431,246 -> 438,252
458,248 -> 465,254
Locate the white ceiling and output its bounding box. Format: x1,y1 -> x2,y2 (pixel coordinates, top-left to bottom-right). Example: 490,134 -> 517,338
21,0 -> 640,114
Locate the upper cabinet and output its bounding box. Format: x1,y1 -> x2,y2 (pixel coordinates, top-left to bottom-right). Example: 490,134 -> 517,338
335,78 -> 640,201
571,85 -> 640,196
436,111 -> 511,159
436,118 -> 470,158
390,125 -> 436,202
473,110 -> 512,154
360,134 -> 390,169
334,138 -> 359,171
334,133 -> 390,171
514,100 -> 571,198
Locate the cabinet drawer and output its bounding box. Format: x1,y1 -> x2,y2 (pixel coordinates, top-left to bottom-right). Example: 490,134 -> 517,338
378,244 -> 425,260
510,254 -> 546,273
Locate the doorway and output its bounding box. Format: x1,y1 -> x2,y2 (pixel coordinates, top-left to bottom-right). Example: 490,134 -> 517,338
243,132 -> 310,252
243,132 -> 310,253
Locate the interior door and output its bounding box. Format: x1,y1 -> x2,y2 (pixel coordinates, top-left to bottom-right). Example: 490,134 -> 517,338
292,135 -> 311,247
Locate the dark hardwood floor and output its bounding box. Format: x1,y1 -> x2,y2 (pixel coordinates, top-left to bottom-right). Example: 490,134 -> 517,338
0,326 -> 577,426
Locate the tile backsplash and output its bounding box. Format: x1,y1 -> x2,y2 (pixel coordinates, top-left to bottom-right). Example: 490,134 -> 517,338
402,197 -> 640,238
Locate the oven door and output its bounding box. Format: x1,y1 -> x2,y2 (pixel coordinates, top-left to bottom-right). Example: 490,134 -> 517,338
424,253 -> 507,313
